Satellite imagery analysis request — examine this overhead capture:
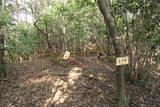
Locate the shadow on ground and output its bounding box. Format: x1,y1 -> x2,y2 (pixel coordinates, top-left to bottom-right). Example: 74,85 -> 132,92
0,57 -> 160,107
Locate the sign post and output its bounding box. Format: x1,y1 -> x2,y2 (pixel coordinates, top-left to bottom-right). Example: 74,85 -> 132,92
63,51 -> 86,67
63,51 -> 70,60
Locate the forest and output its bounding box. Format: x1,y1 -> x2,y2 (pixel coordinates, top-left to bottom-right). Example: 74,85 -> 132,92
0,0 -> 160,107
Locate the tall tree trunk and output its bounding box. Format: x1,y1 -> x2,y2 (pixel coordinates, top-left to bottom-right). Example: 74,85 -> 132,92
0,34 -> 6,78
0,0 -> 6,78
97,0 -> 128,107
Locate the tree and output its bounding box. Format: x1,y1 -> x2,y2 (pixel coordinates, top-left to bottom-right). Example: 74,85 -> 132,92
96,0 -> 128,107
0,34 -> 6,78
0,0 -> 6,78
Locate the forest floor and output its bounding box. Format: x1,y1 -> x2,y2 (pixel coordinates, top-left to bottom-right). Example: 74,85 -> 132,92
0,55 -> 160,107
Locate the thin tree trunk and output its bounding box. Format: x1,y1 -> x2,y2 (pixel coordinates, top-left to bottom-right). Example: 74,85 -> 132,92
0,34 -> 6,78
97,0 -> 128,107
34,18 -> 50,50
0,0 -> 6,78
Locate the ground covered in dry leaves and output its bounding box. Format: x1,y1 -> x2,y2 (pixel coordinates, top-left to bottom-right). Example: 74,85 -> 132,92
0,56 -> 160,107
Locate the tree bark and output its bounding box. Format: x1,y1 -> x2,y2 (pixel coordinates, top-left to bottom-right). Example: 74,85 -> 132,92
0,34 -> 6,78
0,0 -> 6,78
97,0 -> 128,107
34,18 -> 51,49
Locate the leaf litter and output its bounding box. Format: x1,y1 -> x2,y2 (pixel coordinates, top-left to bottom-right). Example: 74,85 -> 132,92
0,57 -> 160,107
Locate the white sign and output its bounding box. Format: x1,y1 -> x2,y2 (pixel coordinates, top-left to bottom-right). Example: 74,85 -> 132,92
116,56 -> 129,66
63,51 -> 70,60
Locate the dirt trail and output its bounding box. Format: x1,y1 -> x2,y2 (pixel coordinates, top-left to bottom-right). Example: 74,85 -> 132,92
0,57 -> 160,107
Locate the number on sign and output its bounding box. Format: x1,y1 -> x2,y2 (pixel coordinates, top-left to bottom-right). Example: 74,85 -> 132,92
116,56 -> 129,66
63,51 -> 70,60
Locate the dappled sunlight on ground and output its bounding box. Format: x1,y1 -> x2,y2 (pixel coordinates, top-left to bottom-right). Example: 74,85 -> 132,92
1,57 -> 160,107
29,75 -> 52,84
41,69 -> 49,73
68,67 -> 82,85
43,77 -> 69,106
157,64 -> 160,70
43,67 -> 82,106
1,58 -> 117,107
